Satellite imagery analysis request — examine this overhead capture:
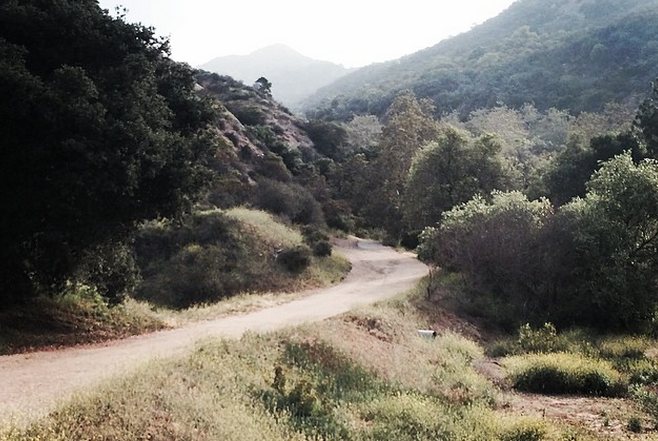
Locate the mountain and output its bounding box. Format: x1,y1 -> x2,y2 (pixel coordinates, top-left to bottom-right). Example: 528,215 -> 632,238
303,0 -> 658,120
199,44 -> 352,108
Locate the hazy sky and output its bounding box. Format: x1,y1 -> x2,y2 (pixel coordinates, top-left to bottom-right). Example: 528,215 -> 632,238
98,0 -> 518,68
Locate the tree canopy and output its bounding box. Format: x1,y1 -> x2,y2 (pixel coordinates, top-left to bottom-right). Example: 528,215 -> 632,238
0,0 -> 217,304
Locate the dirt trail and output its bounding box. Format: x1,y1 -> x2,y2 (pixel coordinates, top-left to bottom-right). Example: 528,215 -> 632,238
0,239 -> 427,424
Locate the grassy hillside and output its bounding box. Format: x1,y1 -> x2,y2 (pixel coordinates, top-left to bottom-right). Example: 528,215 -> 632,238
4,280 -> 648,441
0,208 -> 350,355
304,0 -> 658,119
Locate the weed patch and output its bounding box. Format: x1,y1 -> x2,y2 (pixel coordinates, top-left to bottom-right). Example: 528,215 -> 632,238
506,353 -> 627,396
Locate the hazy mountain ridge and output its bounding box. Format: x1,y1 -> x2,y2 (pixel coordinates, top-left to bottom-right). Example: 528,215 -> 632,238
200,44 -> 352,108
303,0 -> 658,119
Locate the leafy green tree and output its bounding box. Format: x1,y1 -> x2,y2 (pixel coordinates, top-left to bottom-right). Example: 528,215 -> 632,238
556,153 -> 658,328
419,191 -> 553,325
304,120 -> 348,160
0,0 -> 216,304
403,128 -> 513,231
544,132 -> 643,205
372,91 -> 440,239
255,76 -> 272,97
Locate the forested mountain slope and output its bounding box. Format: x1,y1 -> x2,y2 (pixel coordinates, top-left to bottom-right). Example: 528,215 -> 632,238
304,0 -> 658,119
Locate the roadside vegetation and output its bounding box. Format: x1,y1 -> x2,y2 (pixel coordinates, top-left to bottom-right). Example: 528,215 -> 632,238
0,207 -> 349,355
0,282 -> 613,441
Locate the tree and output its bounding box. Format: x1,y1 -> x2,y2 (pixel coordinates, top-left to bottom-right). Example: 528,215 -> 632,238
304,120 -> 348,160
419,153 -> 658,330
0,0 -> 216,304
556,153 -> 658,328
637,78 -> 658,156
419,191 -> 553,325
255,76 -> 272,96
372,91 -> 440,239
403,128 -> 513,231
544,132 -> 643,205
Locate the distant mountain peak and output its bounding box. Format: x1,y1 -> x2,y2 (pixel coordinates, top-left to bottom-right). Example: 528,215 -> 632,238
199,45 -> 352,108
250,43 -> 302,56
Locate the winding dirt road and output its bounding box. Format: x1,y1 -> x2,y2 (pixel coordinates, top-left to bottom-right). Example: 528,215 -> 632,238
0,239 -> 427,424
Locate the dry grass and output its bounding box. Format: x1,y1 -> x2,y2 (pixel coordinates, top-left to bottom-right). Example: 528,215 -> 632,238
0,289 -> 166,355
0,280 -> 612,441
225,207 -> 303,247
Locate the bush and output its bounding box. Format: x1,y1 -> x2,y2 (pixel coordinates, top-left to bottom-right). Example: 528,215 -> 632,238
598,337 -> 649,360
301,225 -> 329,245
134,209 -> 313,308
506,352 -> 626,396
278,245 -> 312,273
232,105 -> 266,126
517,323 -> 560,354
420,154 -> 658,330
628,416 -> 643,433
134,212 -> 259,307
632,385 -> 658,423
254,178 -> 324,225
499,419 -> 547,441
313,241 -> 332,257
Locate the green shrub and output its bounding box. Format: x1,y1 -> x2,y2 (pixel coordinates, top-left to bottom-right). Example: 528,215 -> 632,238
623,358 -> 658,385
419,154 -> 658,330
135,210 -> 303,308
255,153 -> 293,182
506,352 -> 626,396
254,178 -> 324,225
313,241 -> 332,257
278,246 -> 312,273
627,416 -> 643,433
232,105 -> 266,126
632,385 -> 658,423
499,418 -> 547,441
598,336 -> 649,360
517,323 -> 559,353
301,225 -> 329,245
488,339 -> 520,358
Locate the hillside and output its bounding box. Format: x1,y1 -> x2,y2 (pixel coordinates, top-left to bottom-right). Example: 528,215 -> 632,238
200,44 -> 352,108
303,0 -> 658,119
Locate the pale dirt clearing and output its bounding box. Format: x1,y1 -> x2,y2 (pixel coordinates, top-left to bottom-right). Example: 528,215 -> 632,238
0,239 -> 427,424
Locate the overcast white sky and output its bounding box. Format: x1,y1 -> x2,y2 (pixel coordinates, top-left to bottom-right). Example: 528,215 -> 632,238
98,0 -> 518,68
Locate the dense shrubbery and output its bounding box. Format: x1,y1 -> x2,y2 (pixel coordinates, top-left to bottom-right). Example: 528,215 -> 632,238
254,178 -> 324,225
420,154 -> 658,329
507,353 -> 626,396
134,211 -> 262,307
135,209 -> 311,307
277,246 -> 312,273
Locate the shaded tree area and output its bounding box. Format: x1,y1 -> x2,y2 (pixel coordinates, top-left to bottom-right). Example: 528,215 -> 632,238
419,155 -> 658,331
0,0 -> 217,305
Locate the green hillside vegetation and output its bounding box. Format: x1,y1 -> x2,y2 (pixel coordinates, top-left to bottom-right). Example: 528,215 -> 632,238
0,207 -> 349,354
135,208 -> 348,309
304,0 -> 658,120
320,75 -> 658,330
5,1 -> 658,439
